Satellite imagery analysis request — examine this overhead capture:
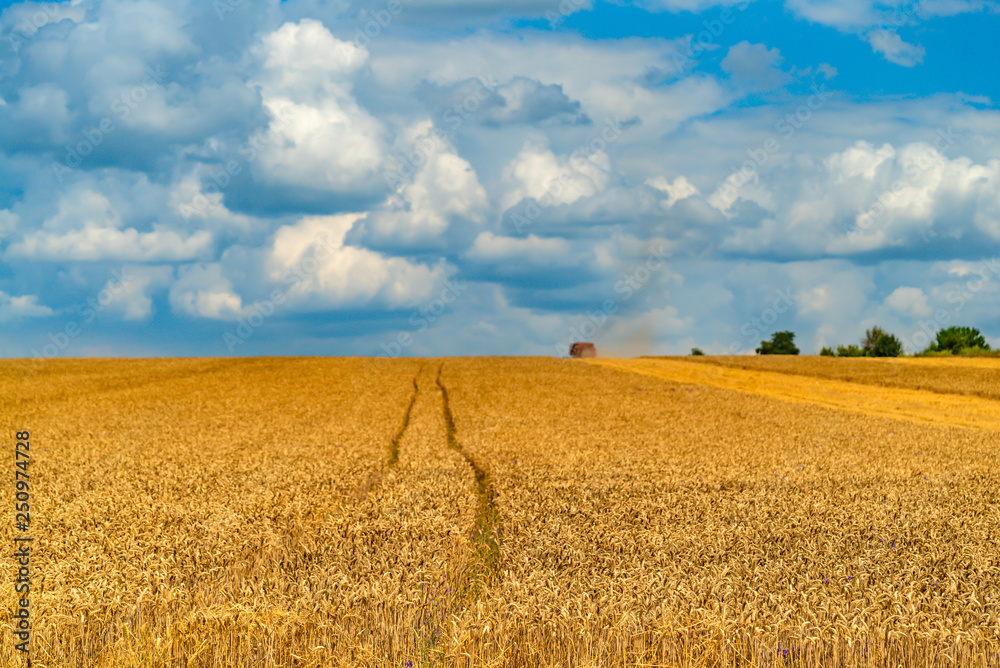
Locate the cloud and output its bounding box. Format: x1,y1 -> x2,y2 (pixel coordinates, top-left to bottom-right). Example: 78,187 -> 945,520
501,139 -> 613,211
348,121 -> 489,251
645,175 -> 700,208
3,85 -> 74,144
368,33 -> 698,122
9,226 -> 213,262
865,29 -> 926,67
817,63 -> 838,79
721,41 -> 792,90
885,286 -> 934,317
917,0 -> 991,18
418,76 -> 588,127
0,0 -> 999,359
103,265 -> 174,321
783,0 -> 881,30
466,232 -> 572,267
0,291 -> 54,322
249,19 -> 388,196
169,263 -> 248,321
268,214 -> 449,311
488,77 -> 588,126
676,103 -> 1000,262
4,185 -> 213,262
638,0 -> 752,12
824,140 -> 896,181
778,0 -> 988,66
0,0 -> 87,40
0,0 -> 272,177
0,209 -> 18,239
284,0 -> 594,24
784,0 -> 993,31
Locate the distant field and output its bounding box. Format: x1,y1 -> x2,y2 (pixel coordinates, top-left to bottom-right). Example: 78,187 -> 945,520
674,354 -> 1000,401
3,357 -> 1000,667
600,357 -> 1000,431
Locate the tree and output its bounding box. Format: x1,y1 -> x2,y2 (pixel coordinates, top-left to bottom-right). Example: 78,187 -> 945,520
871,333 -> 903,357
863,326 -> 903,357
836,344 -> 865,357
819,346 -> 835,357
756,331 -> 799,355
690,347 -> 705,356
928,326 -> 989,354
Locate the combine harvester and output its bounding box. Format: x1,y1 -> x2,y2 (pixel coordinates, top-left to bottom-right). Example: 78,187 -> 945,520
569,342 -> 597,358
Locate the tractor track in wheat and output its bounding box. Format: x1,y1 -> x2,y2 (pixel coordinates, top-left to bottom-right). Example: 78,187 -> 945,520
436,363 -> 503,589
389,364 -> 422,468
357,364 -> 424,499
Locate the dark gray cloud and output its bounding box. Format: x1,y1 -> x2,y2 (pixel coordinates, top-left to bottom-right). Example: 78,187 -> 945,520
417,76 -> 589,128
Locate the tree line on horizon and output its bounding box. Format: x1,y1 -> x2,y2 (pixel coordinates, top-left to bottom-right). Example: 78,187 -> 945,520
689,326 -> 992,357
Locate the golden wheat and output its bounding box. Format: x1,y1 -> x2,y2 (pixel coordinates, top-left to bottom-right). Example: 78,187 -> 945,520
2,356 -> 999,667
437,357 -> 1000,667
2,359 -> 477,667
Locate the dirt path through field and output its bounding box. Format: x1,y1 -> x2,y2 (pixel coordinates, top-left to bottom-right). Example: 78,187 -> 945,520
589,357 -> 1000,432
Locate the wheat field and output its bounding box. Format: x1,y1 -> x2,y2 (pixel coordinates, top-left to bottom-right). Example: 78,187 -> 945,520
3,356 -> 1000,667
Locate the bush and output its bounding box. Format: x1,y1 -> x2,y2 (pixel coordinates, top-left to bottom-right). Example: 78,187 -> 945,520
917,349 -> 954,358
819,347 -> 835,357
927,326 -> 990,355
958,345 -> 993,356
864,326 -> 903,357
836,344 -> 865,357
690,348 -> 705,356
756,331 -> 799,355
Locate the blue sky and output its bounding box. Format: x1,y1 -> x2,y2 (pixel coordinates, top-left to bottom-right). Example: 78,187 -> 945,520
1,0 -> 1000,358
565,3 -> 1000,101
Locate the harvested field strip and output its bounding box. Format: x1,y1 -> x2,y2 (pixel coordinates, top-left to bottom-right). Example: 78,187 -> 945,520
897,356 -> 1000,369
679,354 -> 1000,402
591,357 -> 1000,432
436,364 -> 503,591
